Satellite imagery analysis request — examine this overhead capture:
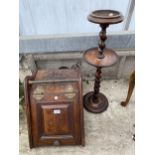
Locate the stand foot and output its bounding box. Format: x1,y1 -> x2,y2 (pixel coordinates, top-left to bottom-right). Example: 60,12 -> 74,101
120,101 -> 127,107
83,92 -> 108,113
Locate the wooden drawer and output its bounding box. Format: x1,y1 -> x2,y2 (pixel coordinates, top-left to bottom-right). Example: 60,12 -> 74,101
24,69 -> 84,148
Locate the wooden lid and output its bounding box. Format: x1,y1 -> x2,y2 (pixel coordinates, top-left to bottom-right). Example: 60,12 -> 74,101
34,69 -> 80,81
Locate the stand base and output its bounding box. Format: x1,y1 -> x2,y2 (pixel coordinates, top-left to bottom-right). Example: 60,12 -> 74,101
83,92 -> 109,113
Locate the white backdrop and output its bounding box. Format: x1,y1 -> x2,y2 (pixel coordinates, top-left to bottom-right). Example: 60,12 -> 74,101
19,0 -> 135,36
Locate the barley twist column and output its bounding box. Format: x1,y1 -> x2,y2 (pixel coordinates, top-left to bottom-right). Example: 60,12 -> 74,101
83,10 -> 123,113
93,24 -> 108,102
98,25 -> 108,58
93,67 -> 102,102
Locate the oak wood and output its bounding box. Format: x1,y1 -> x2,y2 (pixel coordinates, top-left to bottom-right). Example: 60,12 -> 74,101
83,10 -> 123,113
24,69 -> 84,148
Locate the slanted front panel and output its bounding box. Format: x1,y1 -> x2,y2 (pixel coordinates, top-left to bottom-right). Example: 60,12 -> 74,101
37,102 -> 74,138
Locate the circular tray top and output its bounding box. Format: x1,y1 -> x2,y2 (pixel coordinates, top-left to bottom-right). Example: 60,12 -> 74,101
83,47 -> 118,67
88,10 -> 123,24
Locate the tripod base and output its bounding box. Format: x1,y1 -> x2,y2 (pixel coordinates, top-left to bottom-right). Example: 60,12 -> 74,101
83,92 -> 109,113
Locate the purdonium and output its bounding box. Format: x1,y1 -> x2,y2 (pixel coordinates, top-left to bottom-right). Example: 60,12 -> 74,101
24,69 -> 84,148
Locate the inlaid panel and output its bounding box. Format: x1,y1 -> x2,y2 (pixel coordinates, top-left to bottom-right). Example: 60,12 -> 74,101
37,102 -> 74,137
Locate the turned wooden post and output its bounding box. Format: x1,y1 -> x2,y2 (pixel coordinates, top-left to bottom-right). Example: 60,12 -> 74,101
93,67 -> 102,102
83,10 -> 124,113
93,24 -> 109,102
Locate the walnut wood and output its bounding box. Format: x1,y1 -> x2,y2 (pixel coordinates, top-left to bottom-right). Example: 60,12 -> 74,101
121,71 -> 135,107
24,69 -> 84,148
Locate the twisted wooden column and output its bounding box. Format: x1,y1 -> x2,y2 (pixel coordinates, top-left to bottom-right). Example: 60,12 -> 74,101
83,10 -> 123,113
97,25 -> 108,59
93,25 -> 108,102
93,67 -> 102,102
